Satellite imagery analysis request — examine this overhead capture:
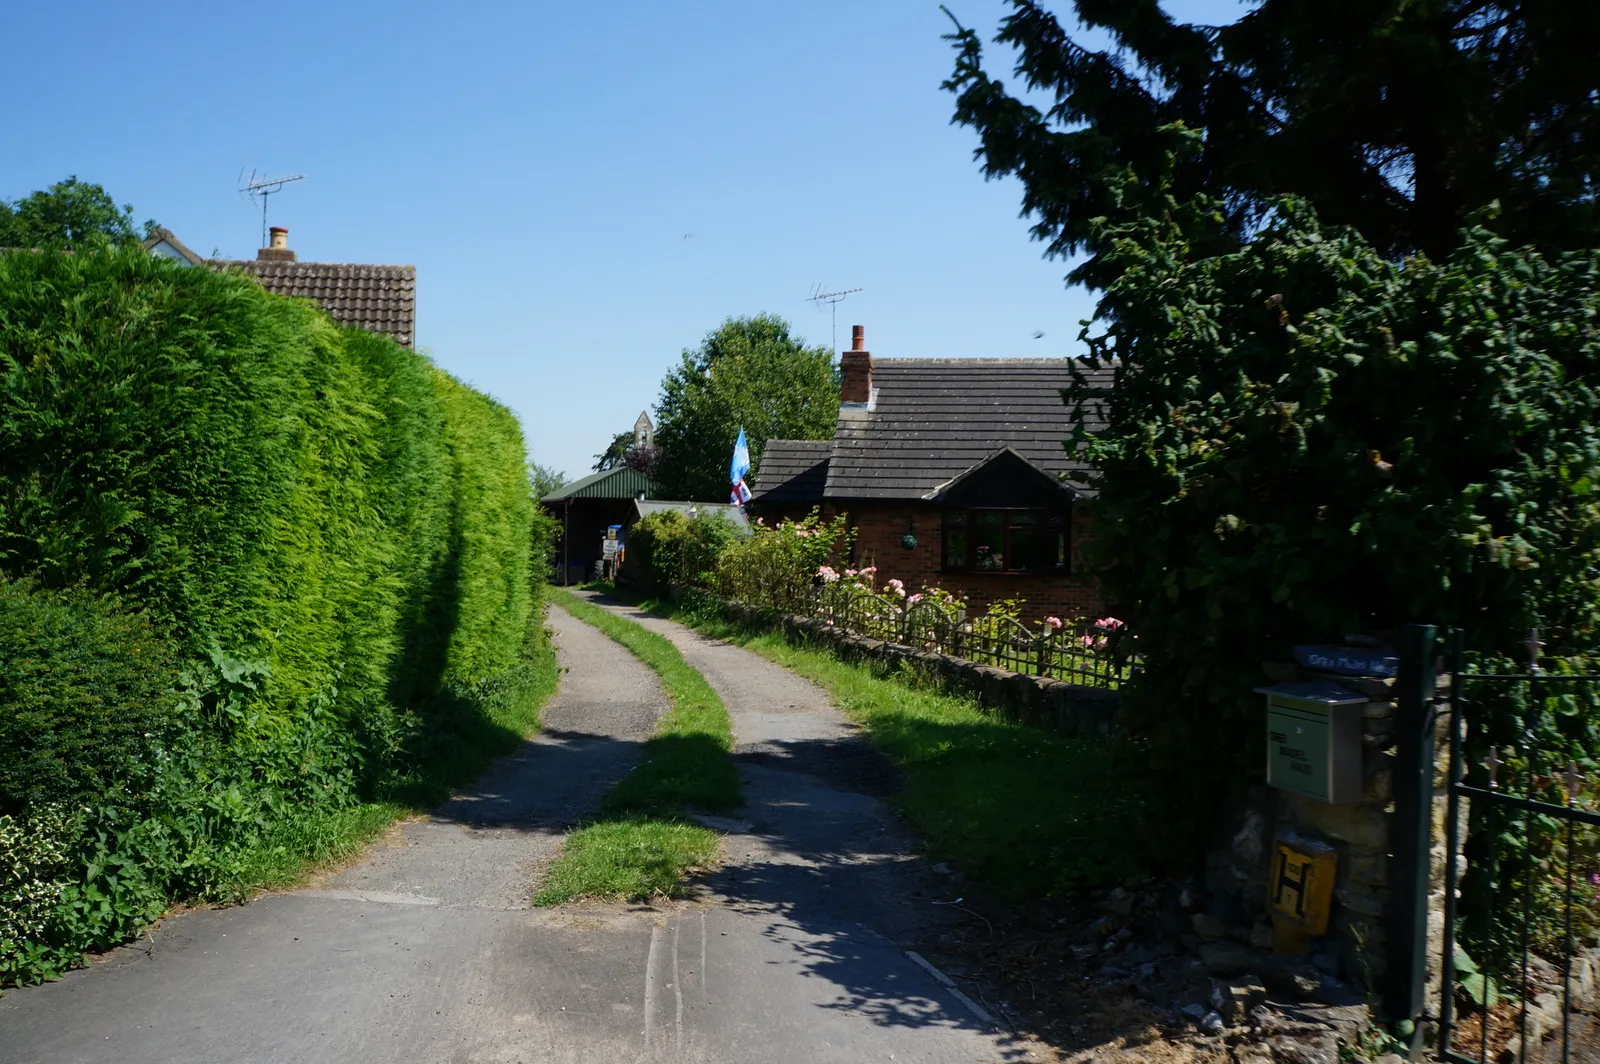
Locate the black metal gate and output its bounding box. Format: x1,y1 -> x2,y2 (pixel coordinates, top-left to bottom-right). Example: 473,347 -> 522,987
1436,629 -> 1600,1063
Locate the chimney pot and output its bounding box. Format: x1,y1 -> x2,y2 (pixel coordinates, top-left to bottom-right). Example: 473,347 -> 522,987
256,226 -> 297,263
840,326 -> 872,404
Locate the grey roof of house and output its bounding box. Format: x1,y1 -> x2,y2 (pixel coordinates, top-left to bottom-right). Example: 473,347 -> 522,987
822,358 -> 1112,501
209,259 -> 417,347
543,467 -> 658,502
749,440 -> 832,504
632,499 -> 750,529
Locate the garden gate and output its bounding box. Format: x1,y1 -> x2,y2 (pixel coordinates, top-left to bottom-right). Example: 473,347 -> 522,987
1431,630 -> 1600,1063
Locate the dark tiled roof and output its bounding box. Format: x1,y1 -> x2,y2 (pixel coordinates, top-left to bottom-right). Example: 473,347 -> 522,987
750,440 -> 831,504
822,358 -> 1112,501
211,260 -> 416,347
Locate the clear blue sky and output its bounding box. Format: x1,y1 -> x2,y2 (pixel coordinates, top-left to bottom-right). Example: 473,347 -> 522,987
1,0 -> 1245,480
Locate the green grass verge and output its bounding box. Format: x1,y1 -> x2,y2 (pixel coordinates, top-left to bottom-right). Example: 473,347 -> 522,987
535,589 -> 741,904
635,592 -> 1153,900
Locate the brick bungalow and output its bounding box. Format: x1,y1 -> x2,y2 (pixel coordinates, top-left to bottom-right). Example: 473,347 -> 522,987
748,326 -> 1111,623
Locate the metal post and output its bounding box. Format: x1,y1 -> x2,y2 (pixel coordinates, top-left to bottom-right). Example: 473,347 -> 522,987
1385,623 -> 1439,1046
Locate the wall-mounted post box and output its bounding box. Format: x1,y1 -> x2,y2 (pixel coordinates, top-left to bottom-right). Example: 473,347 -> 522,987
1256,681 -> 1367,804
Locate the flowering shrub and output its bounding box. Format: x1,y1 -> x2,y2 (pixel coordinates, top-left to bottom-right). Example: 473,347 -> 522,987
0,805 -> 76,984
714,509 -> 852,612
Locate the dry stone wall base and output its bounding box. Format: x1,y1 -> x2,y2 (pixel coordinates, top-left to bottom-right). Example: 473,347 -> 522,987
1204,669 -> 1448,1006
718,601 -> 1122,737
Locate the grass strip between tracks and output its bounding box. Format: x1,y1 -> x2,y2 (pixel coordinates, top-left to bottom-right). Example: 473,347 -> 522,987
535,590 -> 740,904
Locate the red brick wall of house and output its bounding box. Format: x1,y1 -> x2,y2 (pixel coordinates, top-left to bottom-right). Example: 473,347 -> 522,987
837,502 -> 1105,624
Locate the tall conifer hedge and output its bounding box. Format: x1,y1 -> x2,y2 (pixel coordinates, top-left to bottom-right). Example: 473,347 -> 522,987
0,246 -> 546,982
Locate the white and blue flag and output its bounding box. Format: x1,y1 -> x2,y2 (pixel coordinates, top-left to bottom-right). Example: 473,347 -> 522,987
729,428 -> 752,505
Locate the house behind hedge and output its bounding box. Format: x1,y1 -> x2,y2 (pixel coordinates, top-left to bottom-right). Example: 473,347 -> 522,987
749,326 -> 1110,623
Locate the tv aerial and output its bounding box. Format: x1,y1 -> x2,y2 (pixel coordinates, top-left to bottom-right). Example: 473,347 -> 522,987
238,169 -> 305,248
807,284 -> 863,353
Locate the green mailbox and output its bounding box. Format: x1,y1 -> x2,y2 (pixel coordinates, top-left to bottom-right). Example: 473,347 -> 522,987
1257,681 -> 1367,804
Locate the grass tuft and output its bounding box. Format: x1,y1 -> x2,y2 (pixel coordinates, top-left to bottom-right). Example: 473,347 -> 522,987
533,818 -> 720,905
535,590 -> 739,903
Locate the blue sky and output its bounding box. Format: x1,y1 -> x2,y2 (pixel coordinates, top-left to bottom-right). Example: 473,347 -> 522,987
1,0 -> 1247,480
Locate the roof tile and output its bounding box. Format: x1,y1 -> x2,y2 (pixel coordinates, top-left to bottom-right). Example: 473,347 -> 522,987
210,259 -> 417,347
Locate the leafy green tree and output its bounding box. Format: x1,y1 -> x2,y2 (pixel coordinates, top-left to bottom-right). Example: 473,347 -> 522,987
653,315 -> 838,501
943,1 -> 1600,288
0,176 -> 155,250
528,462 -> 567,500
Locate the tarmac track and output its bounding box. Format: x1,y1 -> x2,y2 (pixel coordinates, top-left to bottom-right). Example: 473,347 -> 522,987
0,600 -> 1028,1063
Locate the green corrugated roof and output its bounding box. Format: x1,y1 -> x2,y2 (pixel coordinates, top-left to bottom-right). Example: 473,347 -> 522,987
542,467 -> 658,502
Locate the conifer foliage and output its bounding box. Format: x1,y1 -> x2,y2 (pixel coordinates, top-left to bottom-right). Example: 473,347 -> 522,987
0,246 -> 546,982
944,1 -> 1600,287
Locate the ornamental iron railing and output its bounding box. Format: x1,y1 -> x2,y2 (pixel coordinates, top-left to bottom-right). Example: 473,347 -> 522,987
790,582 -> 1136,691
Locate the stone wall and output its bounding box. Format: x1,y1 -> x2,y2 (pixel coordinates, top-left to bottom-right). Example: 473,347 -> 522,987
1205,667 -> 1452,1004
718,599 -> 1122,738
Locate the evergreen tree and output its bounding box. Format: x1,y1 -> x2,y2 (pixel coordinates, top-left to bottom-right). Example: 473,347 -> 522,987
944,1 -> 1600,288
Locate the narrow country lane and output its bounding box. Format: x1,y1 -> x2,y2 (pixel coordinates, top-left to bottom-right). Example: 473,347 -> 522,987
0,603 -> 1029,1064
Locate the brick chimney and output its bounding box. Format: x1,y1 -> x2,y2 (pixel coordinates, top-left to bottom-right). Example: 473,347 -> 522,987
256,226 -> 297,263
840,324 -> 872,404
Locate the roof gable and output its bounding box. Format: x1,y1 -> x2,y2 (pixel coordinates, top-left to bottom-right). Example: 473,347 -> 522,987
142,227 -> 206,266
933,446 -> 1078,506
821,358 -> 1109,501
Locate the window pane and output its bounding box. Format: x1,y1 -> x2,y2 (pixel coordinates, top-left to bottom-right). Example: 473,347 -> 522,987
1010,529 -> 1039,570
1055,531 -> 1068,569
1010,512 -> 1039,528
974,519 -> 1005,570
946,510 -> 969,527
945,530 -> 968,569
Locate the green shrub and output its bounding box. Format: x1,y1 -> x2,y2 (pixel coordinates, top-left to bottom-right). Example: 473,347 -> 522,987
0,245 -> 546,984
1067,197 -> 1600,848
0,578 -> 181,814
715,509 -> 850,611
628,508 -> 743,593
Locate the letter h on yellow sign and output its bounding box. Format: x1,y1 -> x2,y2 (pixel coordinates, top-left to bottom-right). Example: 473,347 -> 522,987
1268,835 -> 1337,954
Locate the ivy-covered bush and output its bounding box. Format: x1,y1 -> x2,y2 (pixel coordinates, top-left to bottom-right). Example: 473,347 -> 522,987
0,246 -> 549,984
1068,197 -> 1600,841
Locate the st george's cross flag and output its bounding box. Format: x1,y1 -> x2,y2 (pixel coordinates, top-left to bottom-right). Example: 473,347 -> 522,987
730,427 -> 752,505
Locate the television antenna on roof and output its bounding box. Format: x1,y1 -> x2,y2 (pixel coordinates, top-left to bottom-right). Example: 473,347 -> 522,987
238,170 -> 305,248
807,284 -> 863,354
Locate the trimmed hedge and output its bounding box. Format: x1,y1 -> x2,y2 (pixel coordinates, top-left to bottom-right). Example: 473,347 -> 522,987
0,246 -> 548,983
